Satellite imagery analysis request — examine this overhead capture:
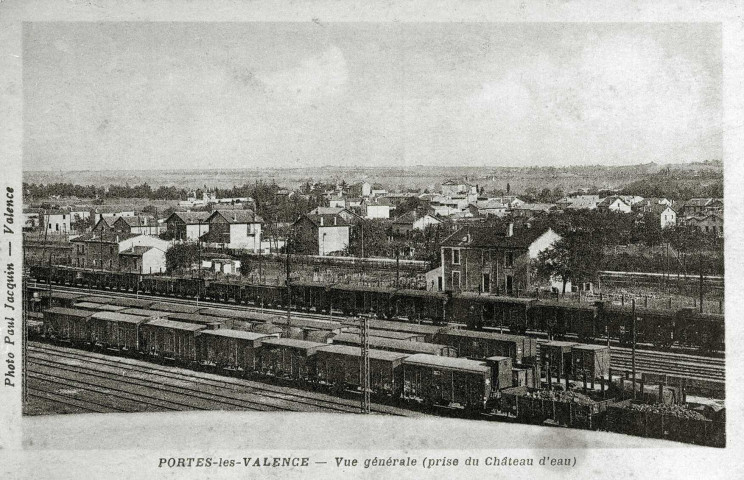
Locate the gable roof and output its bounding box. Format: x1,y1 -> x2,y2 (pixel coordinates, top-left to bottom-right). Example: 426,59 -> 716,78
207,209 -> 263,224
441,226 -> 551,249
119,246 -> 156,256
70,231 -> 139,244
296,213 -> 350,228
115,215 -> 157,227
166,211 -> 210,225
597,196 -> 629,208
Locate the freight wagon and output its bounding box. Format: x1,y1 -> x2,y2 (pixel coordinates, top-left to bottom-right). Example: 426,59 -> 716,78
43,307 -> 94,345
257,338 -> 325,381
197,329 -> 277,372
315,344 -> 407,397
27,265 -> 725,352
89,311 -> 149,352
402,354 -> 512,409
139,319 -> 205,363
436,329 -> 538,365
331,333 -> 457,357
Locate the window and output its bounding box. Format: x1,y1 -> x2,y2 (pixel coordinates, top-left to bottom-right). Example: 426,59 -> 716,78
452,271 -> 461,289
110,246 -> 115,254
482,273 -> 490,293
505,251 -> 514,268
452,249 -> 460,265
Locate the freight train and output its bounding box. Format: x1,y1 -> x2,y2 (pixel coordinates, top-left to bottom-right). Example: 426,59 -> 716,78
37,301 -> 541,410
27,265 -> 724,352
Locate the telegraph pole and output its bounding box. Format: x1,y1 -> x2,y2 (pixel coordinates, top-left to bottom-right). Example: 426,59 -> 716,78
286,236 -> 292,329
631,298 -> 637,400
699,254 -> 704,313
361,315 -> 370,414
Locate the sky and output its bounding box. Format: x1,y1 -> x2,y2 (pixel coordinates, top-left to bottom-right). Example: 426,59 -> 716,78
23,22 -> 722,171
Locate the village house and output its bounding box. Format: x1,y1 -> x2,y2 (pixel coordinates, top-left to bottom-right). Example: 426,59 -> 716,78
165,211 -> 211,241
309,206 -> 362,224
200,209 -> 264,251
439,223 -> 561,295
686,213 -> 724,237
510,203 -> 557,217
292,212 -> 351,256
70,232 -> 169,271
682,198 -> 723,217
391,211 -> 442,236
556,195 -> 600,211
467,200 -> 509,217
112,215 -> 163,236
597,196 -> 632,213
648,204 -> 677,229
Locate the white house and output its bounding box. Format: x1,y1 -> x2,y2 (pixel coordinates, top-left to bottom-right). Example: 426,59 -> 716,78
365,204 -> 391,219
203,209 -> 264,251
597,196 -> 632,213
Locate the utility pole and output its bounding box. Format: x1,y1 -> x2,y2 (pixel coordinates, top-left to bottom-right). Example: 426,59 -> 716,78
395,248 -> 400,289
699,254 -> 704,314
286,236 -> 292,329
631,298 -> 637,400
361,315 -> 370,414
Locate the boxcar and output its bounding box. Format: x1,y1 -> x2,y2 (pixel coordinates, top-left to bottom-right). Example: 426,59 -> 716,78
340,318 -> 447,343
252,322 -> 284,336
43,307 -> 94,345
257,337 -> 326,380
197,329 -> 277,372
402,354 -> 511,409
451,293 -> 534,333
165,312 -> 226,330
332,333 -> 456,357
331,285 -> 392,317
315,344 -> 407,396
148,301 -> 202,314
540,340 -> 578,381
342,327 -> 426,342
529,301 -> 599,340
73,301 -> 127,312
676,309 -> 724,352
571,344 -> 610,384
605,304 -> 676,348
37,290 -> 85,309
89,311 -> 149,351
436,329 -> 537,365
292,281 -> 333,313
139,319 -> 205,363
393,289 -> 447,323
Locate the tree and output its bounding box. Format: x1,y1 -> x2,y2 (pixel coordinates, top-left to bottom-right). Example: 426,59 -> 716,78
165,243 -> 199,273
506,182 -> 511,194
533,232 -> 603,294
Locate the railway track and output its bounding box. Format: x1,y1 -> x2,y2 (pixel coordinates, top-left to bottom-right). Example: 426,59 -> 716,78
28,342 -> 418,417
26,282 -> 725,385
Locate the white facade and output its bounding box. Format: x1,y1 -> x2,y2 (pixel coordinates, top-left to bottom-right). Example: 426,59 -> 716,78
329,198 -> 346,208
365,205 -> 391,219
604,198 -> 632,213
660,206 -> 677,229
225,223 -> 262,250
119,235 -> 170,253
361,182 -> 372,197
44,212 -> 72,233
185,223 -> 210,241
527,228 -> 562,259
140,248 -> 167,274
318,226 -> 350,256
412,215 -> 442,231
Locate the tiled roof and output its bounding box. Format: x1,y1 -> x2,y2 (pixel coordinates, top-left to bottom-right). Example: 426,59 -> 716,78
167,211 -> 210,224
441,226 -> 550,249
207,209 -> 263,224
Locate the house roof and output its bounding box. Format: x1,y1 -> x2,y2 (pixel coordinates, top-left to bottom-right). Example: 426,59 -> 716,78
392,210 -> 418,224
512,203 -> 556,212
207,209 -> 263,224
167,211 -> 210,224
70,232 -> 139,244
119,246 -> 155,256
648,203 -> 676,215
297,213 -> 350,228
94,217 -> 117,228
597,196 -> 629,208
116,216 -> 157,227
441,226 -> 551,249
684,198 -> 714,207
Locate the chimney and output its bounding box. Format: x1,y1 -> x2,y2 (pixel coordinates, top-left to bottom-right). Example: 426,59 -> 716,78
334,216 -> 337,226
506,222 -> 513,237
320,216 -> 324,226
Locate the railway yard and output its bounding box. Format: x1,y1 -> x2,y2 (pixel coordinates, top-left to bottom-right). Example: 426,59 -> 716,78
22,269 -> 727,448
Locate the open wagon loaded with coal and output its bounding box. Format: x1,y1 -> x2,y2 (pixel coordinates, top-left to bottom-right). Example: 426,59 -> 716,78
499,386 -> 617,429
602,401 -> 725,447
